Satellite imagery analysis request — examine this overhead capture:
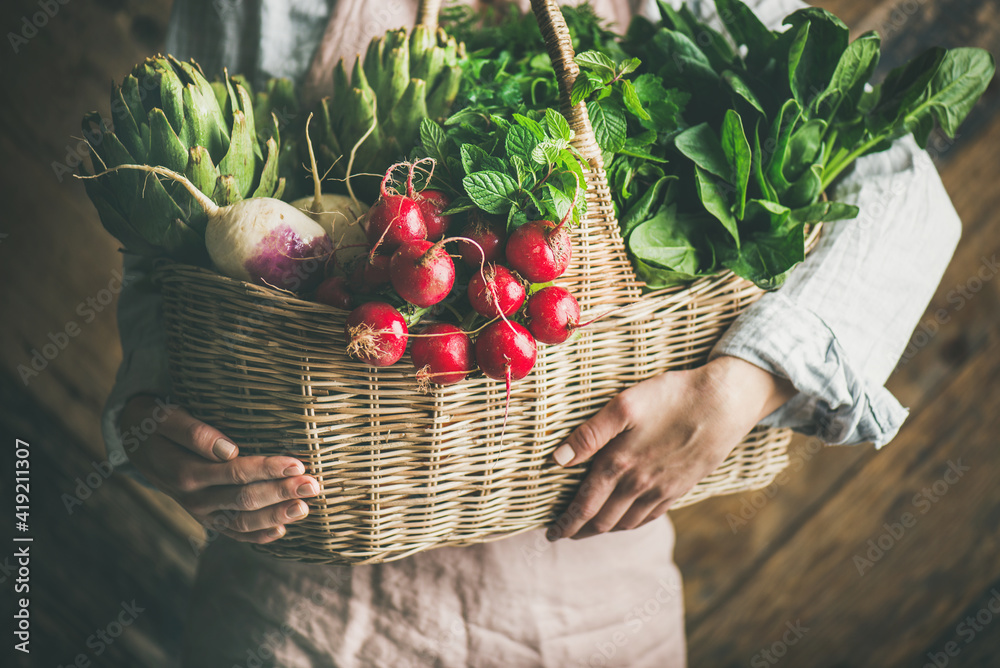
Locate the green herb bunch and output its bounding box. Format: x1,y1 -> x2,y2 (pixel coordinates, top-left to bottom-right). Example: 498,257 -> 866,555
575,0 -> 995,288
417,109 -> 588,232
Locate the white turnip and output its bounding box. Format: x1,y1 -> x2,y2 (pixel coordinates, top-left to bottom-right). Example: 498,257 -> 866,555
84,164 -> 332,292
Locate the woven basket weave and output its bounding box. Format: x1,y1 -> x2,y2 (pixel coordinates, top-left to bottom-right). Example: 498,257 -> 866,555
157,0 -> 817,565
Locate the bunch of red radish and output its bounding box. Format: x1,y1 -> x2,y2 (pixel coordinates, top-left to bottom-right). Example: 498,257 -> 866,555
318,160 -> 582,390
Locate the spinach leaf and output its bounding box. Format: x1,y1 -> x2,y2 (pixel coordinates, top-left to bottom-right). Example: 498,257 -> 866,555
629,206 -> 706,276
902,47 -> 996,146
721,109 -> 752,219
783,8 -> 850,108
790,200 -> 859,224
695,166 -> 740,247
726,222 -> 805,290
811,31 -> 881,121
620,175 -> 675,238
714,0 -> 776,65
675,123 -> 730,181
866,47 -> 945,133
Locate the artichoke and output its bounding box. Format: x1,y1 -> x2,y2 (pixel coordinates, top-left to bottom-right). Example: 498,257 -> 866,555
314,26 -> 466,203
81,55 -> 286,262
223,75 -> 308,201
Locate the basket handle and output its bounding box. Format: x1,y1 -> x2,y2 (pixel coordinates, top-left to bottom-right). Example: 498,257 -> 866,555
414,0 -> 642,305
416,0 -> 443,30
528,0 -> 603,165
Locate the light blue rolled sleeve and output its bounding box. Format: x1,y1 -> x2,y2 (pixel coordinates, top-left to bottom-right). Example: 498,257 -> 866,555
711,136 -> 962,446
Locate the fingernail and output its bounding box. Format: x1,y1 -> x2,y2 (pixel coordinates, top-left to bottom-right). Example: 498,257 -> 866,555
287,501 -> 308,520
213,438 -> 238,461
552,444 -> 574,467
268,526 -> 286,539
546,527 -> 560,542
296,481 -> 319,497
283,462 -> 305,477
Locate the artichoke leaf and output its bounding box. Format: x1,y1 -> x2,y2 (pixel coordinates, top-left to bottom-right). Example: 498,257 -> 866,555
157,63 -> 187,138
148,108 -> 188,173
111,83 -> 145,163
219,110 -> 255,199
252,136 -> 281,199
234,82 -> 263,161
213,174 -> 241,206
381,47 -> 411,117
185,146 -> 220,203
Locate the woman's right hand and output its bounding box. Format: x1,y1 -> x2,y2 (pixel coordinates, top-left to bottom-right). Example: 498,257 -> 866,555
120,394 -> 319,544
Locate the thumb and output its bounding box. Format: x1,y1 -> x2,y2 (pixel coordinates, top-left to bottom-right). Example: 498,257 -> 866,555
552,395 -> 628,467
128,396 -> 239,462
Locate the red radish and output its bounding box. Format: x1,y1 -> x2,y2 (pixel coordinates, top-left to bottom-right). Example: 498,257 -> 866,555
475,321 -> 537,382
362,253 -> 392,287
365,163 -> 427,253
389,239 -> 456,307
526,286 -> 580,344
82,164 -> 332,292
458,216 -> 506,266
411,323 -> 475,385
468,264 -> 526,318
344,302 -> 408,366
505,219 -> 572,283
415,190 -> 451,241
316,276 -> 353,310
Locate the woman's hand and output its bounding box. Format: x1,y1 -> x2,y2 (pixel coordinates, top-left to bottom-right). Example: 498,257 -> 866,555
121,395 -> 319,544
546,356 -> 796,541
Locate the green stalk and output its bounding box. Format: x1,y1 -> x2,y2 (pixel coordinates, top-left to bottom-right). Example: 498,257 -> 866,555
820,135 -> 885,190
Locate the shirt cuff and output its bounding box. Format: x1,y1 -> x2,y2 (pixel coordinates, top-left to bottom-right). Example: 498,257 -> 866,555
709,292 -> 908,447
100,342 -> 173,485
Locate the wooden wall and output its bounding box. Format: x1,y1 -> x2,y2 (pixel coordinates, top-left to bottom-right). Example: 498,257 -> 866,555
0,0 -> 996,666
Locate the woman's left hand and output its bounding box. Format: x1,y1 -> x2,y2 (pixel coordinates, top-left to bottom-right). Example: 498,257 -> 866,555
546,355 -> 796,541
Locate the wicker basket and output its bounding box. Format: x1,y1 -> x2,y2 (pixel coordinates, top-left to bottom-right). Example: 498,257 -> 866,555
156,0 -> 817,565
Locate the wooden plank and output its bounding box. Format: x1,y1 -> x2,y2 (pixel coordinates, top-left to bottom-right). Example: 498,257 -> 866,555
685,332 -> 1000,666
916,574 -> 1000,667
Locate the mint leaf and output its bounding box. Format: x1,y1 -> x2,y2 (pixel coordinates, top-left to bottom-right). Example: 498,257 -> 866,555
419,118 -> 448,165
571,72 -> 604,106
531,139 -> 568,165
587,99 -> 627,152
545,108 -> 573,142
620,79 -> 652,121
617,57 -> 641,77
575,50 -> 616,81
510,154 -> 530,186
513,113 -> 546,141
440,196 -> 477,216
463,171 -> 519,215
461,144 -> 489,175
506,125 -> 539,163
